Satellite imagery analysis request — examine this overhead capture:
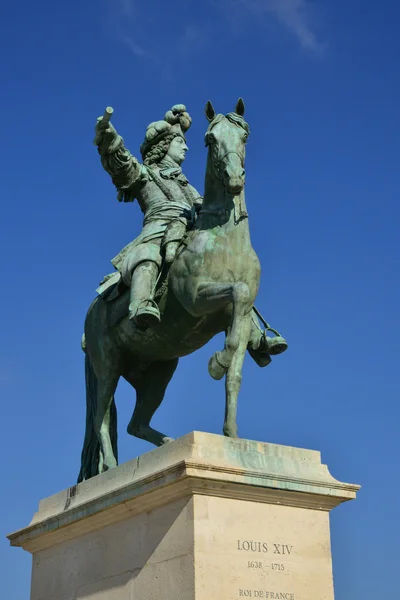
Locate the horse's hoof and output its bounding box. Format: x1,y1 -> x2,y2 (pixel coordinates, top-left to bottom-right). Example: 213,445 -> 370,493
223,427 -> 238,438
161,436 -> 174,444
208,352 -> 229,380
128,423 -> 174,447
101,461 -> 118,473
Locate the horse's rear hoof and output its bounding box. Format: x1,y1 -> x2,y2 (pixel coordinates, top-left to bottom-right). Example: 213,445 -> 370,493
223,428 -> 238,438
161,436 -> 174,444
208,352 -> 228,380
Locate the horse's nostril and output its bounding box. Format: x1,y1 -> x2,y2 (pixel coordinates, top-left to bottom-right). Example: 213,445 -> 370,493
224,168 -> 245,180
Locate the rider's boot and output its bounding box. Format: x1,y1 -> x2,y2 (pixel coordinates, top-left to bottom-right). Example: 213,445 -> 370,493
247,331 -> 272,367
128,261 -> 161,330
247,311 -> 288,367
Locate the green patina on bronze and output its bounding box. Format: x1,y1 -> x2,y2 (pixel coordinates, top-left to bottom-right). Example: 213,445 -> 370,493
78,100 -> 288,482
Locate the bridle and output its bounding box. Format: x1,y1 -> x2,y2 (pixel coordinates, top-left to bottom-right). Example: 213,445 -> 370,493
205,112 -> 249,179
213,150 -> 245,181
203,117 -> 249,223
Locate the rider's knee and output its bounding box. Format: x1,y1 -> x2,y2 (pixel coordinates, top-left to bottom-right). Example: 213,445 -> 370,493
165,241 -> 179,263
121,243 -> 162,285
137,260 -> 159,273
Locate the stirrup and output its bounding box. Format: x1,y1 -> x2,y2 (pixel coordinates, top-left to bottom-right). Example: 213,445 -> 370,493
252,307 -> 288,357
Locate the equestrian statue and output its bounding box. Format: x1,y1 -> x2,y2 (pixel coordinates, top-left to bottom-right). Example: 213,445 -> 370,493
78,99 -> 287,482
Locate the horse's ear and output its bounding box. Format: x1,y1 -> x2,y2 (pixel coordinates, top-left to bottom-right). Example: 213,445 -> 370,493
235,98 -> 245,116
205,101 -> 216,122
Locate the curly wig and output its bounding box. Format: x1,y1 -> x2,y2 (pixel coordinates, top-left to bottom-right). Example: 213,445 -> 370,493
143,133 -> 180,166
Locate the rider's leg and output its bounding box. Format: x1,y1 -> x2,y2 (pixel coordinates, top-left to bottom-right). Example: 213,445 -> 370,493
165,240 -> 181,263
162,220 -> 188,264
248,309 -> 264,350
247,308 -> 288,366
128,260 -> 160,328
247,310 -> 272,368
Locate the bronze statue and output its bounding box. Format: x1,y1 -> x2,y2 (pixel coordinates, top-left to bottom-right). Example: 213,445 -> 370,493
78,100 -> 287,482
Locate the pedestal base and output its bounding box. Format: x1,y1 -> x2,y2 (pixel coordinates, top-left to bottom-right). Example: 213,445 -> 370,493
8,432 -> 359,600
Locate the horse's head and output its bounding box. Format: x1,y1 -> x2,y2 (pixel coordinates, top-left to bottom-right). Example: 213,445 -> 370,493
205,98 -> 249,196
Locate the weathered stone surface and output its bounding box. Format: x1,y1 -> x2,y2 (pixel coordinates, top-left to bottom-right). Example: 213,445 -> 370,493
8,432 -> 359,600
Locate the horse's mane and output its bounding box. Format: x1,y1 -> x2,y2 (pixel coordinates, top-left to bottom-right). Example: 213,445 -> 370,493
205,113 -> 250,141
225,112 -> 250,135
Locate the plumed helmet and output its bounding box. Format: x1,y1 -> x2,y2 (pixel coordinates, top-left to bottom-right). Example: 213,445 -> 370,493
140,104 -> 192,159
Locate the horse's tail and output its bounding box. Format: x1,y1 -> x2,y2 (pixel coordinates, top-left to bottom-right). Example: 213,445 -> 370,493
77,351 -> 118,483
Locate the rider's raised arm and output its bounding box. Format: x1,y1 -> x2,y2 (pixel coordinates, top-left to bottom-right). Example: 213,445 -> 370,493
95,116 -> 142,203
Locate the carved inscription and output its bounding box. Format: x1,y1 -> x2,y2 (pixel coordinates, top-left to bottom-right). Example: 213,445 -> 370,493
237,540 -> 293,555
236,540 -> 295,599
247,562 -> 285,571
238,592 -> 295,599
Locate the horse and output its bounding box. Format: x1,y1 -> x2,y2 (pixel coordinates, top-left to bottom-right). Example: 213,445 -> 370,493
78,99 -> 263,482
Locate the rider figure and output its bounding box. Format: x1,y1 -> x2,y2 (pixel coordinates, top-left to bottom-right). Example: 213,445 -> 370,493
95,104 -> 201,329
94,104 -> 287,361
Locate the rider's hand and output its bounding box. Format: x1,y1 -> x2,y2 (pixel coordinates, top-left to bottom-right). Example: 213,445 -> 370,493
94,117 -> 118,146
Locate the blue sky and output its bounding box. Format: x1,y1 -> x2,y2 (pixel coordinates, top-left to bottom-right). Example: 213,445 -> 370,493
1,1 -> 399,598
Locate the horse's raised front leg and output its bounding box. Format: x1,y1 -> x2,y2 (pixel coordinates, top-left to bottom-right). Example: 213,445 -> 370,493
194,281 -> 250,380
224,312 -> 252,438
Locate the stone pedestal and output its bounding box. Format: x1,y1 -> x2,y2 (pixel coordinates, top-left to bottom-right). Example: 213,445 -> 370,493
8,432 -> 359,600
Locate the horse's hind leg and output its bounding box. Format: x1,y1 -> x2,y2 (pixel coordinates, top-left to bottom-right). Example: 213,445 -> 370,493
223,312 -> 252,438
124,358 -> 179,447
94,373 -> 120,472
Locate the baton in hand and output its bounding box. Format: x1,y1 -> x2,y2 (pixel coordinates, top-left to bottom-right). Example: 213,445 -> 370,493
93,106 -> 114,145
